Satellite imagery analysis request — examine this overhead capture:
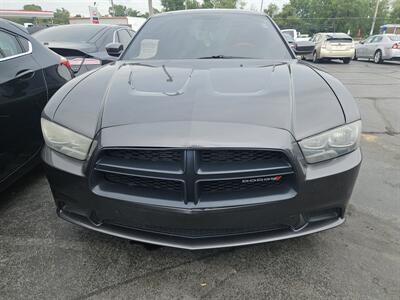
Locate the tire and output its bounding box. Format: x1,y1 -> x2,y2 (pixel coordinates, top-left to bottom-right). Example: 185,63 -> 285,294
374,50 -> 383,64
343,57 -> 351,64
312,51 -> 320,63
353,51 -> 358,60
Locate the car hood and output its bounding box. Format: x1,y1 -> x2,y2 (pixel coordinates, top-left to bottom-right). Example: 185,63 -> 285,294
52,60 -> 345,141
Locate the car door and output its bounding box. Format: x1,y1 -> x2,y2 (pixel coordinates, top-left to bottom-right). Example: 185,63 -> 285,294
357,36 -> 373,57
0,29 -> 47,182
370,36 -> 383,57
366,36 -> 380,58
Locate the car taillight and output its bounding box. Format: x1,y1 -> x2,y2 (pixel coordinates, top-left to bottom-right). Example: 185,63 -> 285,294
60,56 -> 71,69
68,57 -> 102,72
392,43 -> 399,49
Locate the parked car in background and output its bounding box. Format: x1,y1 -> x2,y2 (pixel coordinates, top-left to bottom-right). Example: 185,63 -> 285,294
41,10 -> 361,250
282,32 -> 315,56
281,29 -> 311,42
354,34 -> 400,63
305,32 -> 355,64
33,24 -> 135,75
0,18 -> 72,192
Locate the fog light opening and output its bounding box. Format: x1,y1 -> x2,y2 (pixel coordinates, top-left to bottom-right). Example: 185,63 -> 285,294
88,211 -> 103,227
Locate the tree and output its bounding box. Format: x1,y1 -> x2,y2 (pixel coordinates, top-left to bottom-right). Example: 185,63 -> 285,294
161,0 -> 185,11
23,4 -> 42,11
53,8 -> 70,24
126,8 -> 141,17
264,3 -> 279,17
110,4 -> 127,16
186,0 -> 200,9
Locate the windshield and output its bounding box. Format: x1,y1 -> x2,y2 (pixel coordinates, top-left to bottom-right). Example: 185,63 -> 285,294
122,13 -> 291,60
33,25 -> 107,43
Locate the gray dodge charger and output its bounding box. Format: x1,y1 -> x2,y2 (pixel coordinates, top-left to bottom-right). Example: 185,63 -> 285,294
41,10 -> 362,250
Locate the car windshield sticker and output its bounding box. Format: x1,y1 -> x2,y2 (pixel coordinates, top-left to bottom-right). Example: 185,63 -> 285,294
137,39 -> 159,59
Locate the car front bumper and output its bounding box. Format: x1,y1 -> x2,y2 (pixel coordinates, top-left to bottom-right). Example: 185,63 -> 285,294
42,144 -> 361,250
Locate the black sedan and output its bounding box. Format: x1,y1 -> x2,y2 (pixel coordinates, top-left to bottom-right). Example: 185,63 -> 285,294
0,18 -> 72,192
33,24 -> 135,75
41,10 -> 361,249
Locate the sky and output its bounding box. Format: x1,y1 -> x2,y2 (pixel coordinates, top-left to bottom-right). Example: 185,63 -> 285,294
0,0 -> 288,17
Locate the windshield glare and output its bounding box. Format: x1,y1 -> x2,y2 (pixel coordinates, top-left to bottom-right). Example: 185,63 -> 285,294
123,13 -> 291,60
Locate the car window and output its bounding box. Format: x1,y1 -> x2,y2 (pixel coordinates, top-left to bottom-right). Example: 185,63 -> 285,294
0,30 -> 24,59
372,36 -> 383,43
389,35 -> 400,41
117,29 -> 132,47
364,36 -> 375,43
17,37 -> 30,52
123,14 -> 292,60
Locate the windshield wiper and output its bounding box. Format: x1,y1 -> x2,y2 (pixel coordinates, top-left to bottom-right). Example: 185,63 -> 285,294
198,55 -> 253,59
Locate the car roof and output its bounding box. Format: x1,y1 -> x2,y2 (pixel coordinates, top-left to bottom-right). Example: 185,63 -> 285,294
152,9 -> 266,18
0,18 -> 29,36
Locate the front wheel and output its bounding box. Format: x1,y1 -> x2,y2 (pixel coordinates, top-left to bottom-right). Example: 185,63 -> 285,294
374,50 -> 383,64
313,52 -> 320,63
343,58 -> 351,64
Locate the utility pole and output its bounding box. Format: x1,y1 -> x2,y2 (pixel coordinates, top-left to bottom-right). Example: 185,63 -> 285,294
110,0 -> 114,16
260,0 -> 264,12
370,0 -> 380,36
148,0 -> 154,16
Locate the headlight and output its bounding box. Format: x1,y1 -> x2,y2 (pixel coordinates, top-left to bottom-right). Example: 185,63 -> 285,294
299,120 -> 361,163
41,118 -> 92,160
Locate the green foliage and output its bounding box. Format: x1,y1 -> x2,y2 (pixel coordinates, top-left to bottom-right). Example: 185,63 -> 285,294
186,0 -> 200,9
110,4 -> 127,16
53,8 -> 70,24
264,3 -> 279,18
272,0 -> 395,37
161,0 -> 185,11
23,4 -> 42,11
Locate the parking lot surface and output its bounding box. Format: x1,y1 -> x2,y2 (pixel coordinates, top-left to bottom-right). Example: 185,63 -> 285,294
1,60 -> 399,300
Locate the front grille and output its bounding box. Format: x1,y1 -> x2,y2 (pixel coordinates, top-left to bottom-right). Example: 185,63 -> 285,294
200,177 -> 283,193
104,149 -> 183,163
200,149 -> 284,163
104,173 -> 183,192
93,148 -> 295,206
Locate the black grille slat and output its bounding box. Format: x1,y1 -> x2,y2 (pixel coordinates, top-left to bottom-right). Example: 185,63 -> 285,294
201,178 -> 283,193
104,173 -> 183,192
200,150 -> 285,163
105,149 -> 183,163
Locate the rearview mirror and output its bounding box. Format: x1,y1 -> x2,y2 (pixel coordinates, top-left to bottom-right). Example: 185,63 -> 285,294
106,43 -> 123,57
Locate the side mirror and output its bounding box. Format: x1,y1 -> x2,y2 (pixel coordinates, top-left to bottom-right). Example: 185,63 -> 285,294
106,42 -> 123,57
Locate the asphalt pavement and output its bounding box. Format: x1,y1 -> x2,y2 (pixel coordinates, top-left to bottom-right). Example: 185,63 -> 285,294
0,59 -> 399,300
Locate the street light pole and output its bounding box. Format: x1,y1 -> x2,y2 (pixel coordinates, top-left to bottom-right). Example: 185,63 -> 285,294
370,0 -> 380,36
148,0 -> 154,16
260,0 -> 264,12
